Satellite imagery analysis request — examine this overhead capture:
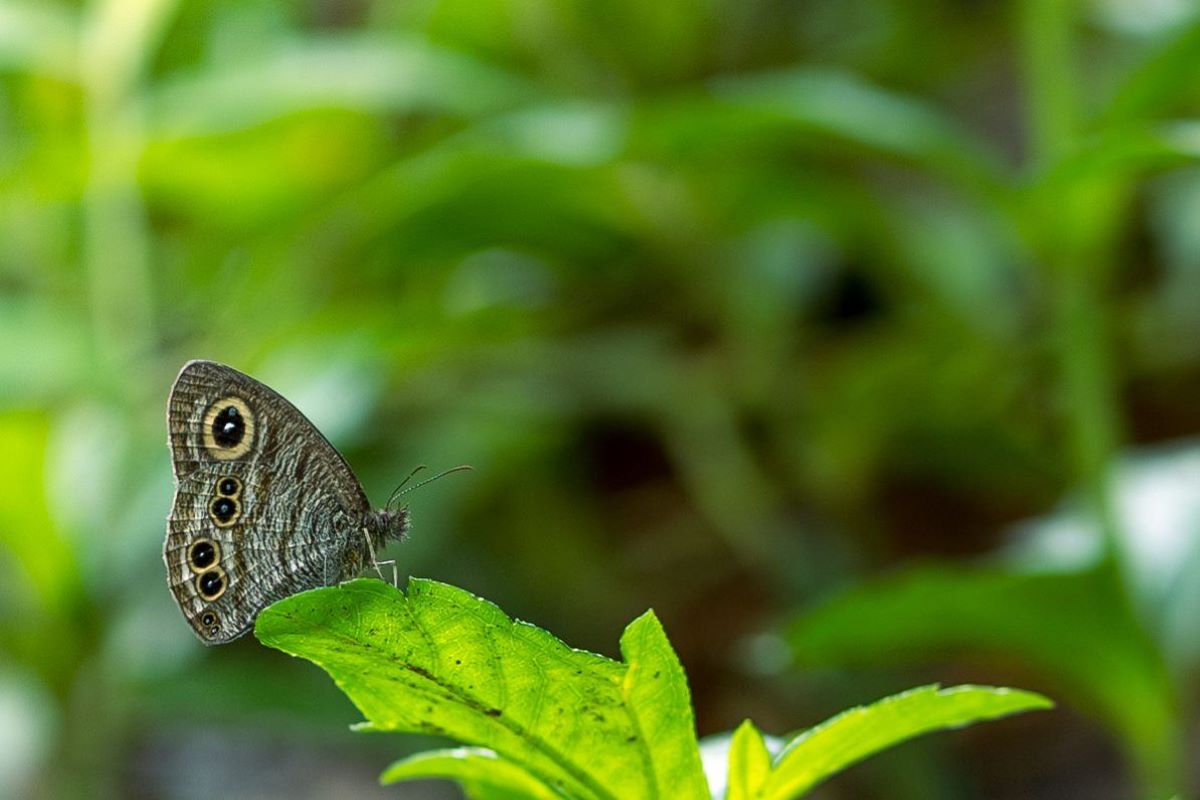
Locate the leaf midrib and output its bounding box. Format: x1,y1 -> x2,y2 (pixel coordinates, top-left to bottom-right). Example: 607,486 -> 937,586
618,666 -> 662,800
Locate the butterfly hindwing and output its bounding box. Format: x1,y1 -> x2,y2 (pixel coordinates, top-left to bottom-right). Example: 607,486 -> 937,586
164,360 -> 371,644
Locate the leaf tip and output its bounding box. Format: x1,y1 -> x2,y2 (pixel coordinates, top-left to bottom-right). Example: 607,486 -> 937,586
941,683 -> 1055,711
733,718 -> 760,736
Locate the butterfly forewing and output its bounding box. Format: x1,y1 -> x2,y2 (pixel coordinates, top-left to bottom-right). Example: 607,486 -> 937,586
164,360 -> 372,644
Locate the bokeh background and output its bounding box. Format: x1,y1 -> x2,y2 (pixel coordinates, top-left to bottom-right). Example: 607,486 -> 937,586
3,0 -> 1200,798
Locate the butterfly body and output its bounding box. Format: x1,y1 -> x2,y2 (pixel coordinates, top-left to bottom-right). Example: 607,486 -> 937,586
164,360 -> 408,644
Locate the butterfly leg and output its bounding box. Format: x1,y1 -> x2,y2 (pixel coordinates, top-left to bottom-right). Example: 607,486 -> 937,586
375,559 -> 398,587
357,527 -> 396,585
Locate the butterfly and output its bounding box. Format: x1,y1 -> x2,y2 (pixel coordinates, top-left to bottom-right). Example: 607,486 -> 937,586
163,360 -> 411,644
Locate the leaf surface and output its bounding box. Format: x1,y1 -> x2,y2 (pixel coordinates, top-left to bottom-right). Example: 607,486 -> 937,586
382,747 -> 563,800
724,720 -> 770,800
759,685 -> 1051,800
786,566 -> 1179,787
256,578 -> 710,800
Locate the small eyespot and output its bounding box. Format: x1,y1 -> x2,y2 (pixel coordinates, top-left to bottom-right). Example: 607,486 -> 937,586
196,568 -> 227,600
199,572 -> 222,595
209,495 -> 240,527
189,539 -> 219,571
201,611 -> 217,627
209,626 -> 220,637
216,476 -> 241,497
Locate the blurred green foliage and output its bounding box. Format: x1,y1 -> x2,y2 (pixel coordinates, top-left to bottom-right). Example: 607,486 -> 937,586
4,0 -> 1200,798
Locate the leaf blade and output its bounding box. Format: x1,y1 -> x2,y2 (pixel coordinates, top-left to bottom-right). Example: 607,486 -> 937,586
785,565 -> 1179,787
381,747 -> 565,800
256,578 -> 708,800
759,685 -> 1052,800
618,611 -> 710,799
724,720 -> 770,800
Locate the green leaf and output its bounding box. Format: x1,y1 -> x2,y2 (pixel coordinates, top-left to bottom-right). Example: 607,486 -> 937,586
619,611 -> 710,799
149,34 -> 530,137
255,578 -> 711,800
724,720 -> 770,800
758,685 -> 1052,800
786,566 -> 1180,791
1034,123 -> 1200,193
1106,18 -> 1200,122
382,747 -> 563,800
707,68 -> 1005,195
0,413 -> 78,615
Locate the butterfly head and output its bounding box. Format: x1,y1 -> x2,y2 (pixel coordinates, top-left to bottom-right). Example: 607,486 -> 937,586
366,506 -> 410,544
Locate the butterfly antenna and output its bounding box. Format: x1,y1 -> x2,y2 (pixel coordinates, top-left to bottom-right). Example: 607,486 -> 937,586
387,465 -> 427,509
392,464 -> 474,503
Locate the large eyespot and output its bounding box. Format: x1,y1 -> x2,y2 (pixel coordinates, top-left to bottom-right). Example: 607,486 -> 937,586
216,476 -> 242,497
208,495 -> 240,527
196,567 -> 227,601
201,397 -> 255,460
188,538 -> 220,571
212,405 -> 243,447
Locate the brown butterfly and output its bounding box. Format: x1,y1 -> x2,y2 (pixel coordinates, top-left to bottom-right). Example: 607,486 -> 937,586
163,360 -> 410,644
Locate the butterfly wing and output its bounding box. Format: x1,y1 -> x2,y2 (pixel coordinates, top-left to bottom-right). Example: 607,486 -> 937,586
164,360 -> 371,644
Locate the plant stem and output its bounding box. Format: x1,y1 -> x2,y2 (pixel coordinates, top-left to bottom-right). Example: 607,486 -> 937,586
81,0 -> 175,372
60,0 -> 179,796
1018,0 -> 1078,165
1017,0 -> 1180,793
